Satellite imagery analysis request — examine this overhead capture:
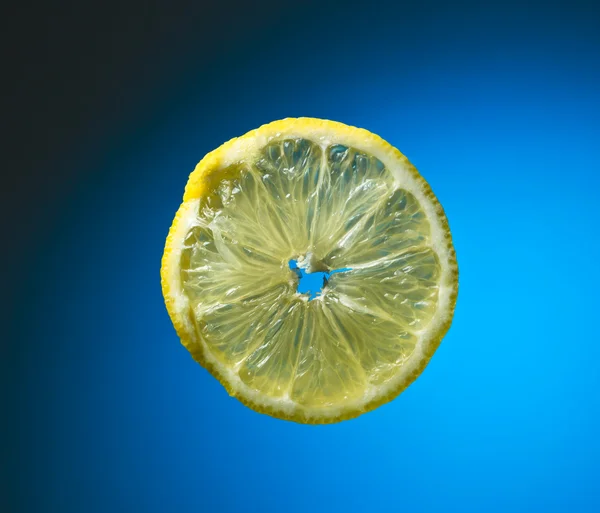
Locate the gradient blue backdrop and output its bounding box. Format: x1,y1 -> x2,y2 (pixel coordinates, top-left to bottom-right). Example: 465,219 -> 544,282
10,1 -> 600,512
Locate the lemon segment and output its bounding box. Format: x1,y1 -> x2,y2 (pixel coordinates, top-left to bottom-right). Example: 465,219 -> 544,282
161,118 -> 458,423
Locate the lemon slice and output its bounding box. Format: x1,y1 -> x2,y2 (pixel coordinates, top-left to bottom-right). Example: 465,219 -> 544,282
161,118 -> 458,423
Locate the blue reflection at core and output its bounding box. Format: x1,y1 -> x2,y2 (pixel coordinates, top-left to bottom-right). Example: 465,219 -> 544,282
288,259 -> 351,299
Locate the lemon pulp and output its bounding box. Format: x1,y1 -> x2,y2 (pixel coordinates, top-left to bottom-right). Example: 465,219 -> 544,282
163,119 -> 457,423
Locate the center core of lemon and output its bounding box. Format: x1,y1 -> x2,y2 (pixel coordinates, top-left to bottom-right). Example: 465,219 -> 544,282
289,257 -> 352,300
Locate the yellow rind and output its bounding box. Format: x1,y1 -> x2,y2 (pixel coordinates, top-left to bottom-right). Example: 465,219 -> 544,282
161,117 -> 459,424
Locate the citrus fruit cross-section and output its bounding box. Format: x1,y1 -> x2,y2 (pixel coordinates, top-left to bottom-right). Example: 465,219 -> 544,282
161,118 -> 458,424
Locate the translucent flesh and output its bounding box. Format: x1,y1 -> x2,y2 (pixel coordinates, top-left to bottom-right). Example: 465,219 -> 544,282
180,139 -> 440,407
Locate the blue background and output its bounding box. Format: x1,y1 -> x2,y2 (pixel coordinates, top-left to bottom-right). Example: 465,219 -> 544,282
8,1 -> 600,512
